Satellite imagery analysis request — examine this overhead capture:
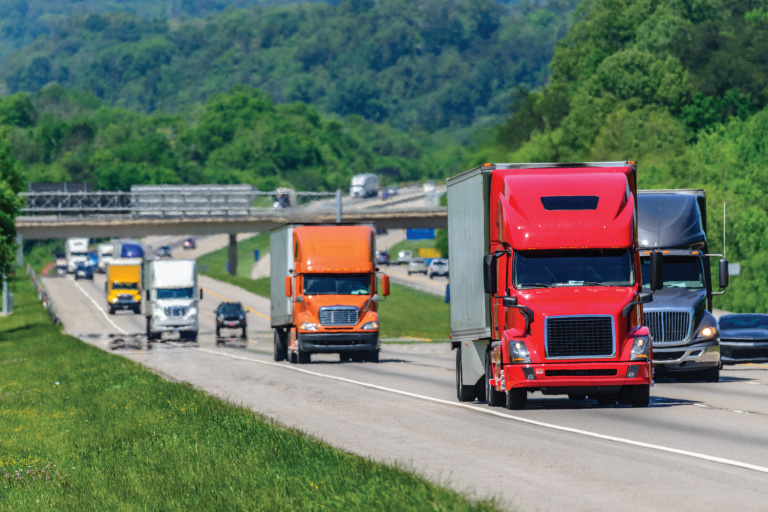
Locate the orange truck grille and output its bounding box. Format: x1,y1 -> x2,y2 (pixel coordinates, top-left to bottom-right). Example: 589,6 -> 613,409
318,306 -> 359,326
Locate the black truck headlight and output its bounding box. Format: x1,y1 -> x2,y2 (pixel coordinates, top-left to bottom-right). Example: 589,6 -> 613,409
694,326 -> 718,341
508,340 -> 531,363
631,335 -> 651,361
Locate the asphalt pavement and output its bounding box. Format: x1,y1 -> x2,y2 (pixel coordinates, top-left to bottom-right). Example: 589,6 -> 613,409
41,271 -> 768,512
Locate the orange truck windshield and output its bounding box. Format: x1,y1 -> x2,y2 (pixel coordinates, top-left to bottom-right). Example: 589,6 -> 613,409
304,274 -> 371,295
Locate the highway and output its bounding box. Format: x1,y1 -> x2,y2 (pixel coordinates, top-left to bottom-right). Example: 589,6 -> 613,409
42,270 -> 768,512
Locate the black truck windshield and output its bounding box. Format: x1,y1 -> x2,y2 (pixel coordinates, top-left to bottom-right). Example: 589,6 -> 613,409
304,274 -> 371,295
157,288 -> 194,299
641,256 -> 704,289
514,249 -> 635,289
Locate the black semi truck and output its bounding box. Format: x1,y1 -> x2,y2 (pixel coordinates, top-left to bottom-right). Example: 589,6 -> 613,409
638,189 -> 729,382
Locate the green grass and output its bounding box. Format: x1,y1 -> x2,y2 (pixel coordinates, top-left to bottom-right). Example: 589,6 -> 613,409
22,240 -> 64,274
197,233 -> 270,279
0,275 -> 497,511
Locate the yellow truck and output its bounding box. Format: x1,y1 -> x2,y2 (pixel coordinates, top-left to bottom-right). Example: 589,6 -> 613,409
107,259 -> 142,315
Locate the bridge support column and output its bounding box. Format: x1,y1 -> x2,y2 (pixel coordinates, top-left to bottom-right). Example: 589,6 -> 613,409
16,233 -> 23,267
228,234 -> 238,276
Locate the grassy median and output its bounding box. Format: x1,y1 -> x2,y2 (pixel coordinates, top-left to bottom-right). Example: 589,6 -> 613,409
0,275 -> 493,511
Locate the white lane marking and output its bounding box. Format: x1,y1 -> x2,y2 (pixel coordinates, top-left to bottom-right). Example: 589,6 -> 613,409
198,347 -> 768,475
71,278 -> 127,334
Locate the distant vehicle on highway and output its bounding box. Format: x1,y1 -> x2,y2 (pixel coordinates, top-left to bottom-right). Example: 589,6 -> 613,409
375,250 -> 390,266
396,250 -> 412,265
407,258 -> 427,275
428,258 -> 449,278
423,181 -> 436,194
216,302 -> 247,341
350,173 -> 379,198
273,188 -> 296,208
182,238 -> 196,250
156,246 -> 172,258
719,314 -> 768,364
54,252 -> 67,277
113,239 -> 145,259
74,261 -> 94,280
87,251 -> 99,268
381,185 -> 398,200
97,243 -> 114,273
65,238 -> 89,273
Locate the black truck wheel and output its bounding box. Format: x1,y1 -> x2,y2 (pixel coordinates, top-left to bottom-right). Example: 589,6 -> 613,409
485,350 -> 505,407
366,349 -> 380,363
273,329 -> 287,362
297,346 -> 311,364
699,365 -> 720,383
506,388 -> 528,410
456,348 -> 476,402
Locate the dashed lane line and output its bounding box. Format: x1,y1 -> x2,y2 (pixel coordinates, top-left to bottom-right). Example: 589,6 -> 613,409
201,287 -> 270,320
198,347 -> 768,476
71,278 -> 127,334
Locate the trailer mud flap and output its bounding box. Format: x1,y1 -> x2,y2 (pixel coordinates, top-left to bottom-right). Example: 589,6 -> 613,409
460,340 -> 489,387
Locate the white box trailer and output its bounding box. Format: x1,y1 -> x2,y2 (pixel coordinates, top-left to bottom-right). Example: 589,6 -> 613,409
350,173 -> 379,198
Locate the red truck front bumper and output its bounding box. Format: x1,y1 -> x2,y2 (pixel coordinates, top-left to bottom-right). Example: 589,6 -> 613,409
497,361 -> 651,391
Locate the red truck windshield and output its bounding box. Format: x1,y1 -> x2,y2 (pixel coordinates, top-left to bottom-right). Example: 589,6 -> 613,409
514,249 -> 635,289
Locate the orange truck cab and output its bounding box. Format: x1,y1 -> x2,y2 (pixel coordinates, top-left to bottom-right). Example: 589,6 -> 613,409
270,224 -> 390,364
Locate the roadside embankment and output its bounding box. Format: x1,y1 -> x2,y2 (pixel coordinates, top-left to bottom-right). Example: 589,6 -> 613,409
0,275 -> 493,511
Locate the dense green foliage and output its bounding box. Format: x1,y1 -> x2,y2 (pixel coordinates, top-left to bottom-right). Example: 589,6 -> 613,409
0,127 -> 23,275
0,0 -> 578,130
0,85 -> 381,190
0,275 -> 489,510
481,0 -> 768,312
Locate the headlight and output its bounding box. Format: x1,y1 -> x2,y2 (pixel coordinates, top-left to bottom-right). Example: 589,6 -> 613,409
361,321 -> 379,330
508,340 -> 531,363
696,326 -> 718,340
217,315 -> 224,321
109,298 -> 117,304
630,335 -> 651,361
300,322 -> 318,331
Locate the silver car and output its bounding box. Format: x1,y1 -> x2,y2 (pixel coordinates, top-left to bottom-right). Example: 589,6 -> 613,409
397,250 -> 412,265
407,258 -> 427,275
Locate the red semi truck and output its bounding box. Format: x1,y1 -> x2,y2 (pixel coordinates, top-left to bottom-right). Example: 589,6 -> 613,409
448,162 -> 662,409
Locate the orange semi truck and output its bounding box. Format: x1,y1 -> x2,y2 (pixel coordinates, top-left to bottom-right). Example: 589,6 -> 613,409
271,224 -> 390,364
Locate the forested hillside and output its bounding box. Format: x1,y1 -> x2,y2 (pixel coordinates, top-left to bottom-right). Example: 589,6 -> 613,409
0,0 -> 578,130
0,84 -> 459,190
483,0 -> 768,312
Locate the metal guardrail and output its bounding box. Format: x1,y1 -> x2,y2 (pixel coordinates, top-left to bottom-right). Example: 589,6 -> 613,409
26,264 -> 60,325
19,188 -> 339,218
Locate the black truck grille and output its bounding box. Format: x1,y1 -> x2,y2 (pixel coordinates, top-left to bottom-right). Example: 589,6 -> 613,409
118,294 -> 134,301
165,306 -> 188,317
546,316 -> 614,358
644,310 -> 691,343
318,307 -> 358,326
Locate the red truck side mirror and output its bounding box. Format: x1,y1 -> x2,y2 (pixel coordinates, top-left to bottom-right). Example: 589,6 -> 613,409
285,276 -> 292,297
381,275 -> 390,296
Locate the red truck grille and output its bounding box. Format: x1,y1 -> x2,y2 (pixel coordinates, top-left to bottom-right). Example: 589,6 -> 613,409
545,316 -> 615,358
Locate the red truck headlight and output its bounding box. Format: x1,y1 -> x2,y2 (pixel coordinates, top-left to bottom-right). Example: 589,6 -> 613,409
630,335 -> 651,361
508,340 -> 531,363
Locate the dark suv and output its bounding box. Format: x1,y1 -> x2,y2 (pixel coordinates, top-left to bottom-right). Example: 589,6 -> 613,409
215,302 -> 247,340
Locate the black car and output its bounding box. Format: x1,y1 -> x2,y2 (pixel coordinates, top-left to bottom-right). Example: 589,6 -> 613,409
216,301 -> 247,340
156,246 -> 172,258
719,313 -> 768,364
74,261 -> 94,280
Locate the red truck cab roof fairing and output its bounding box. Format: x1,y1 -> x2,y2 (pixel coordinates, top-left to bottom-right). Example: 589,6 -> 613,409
491,167 -> 637,250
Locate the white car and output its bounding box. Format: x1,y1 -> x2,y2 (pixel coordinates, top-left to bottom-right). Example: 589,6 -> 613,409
424,181 -> 436,194
428,259 -> 449,278
397,250 -> 412,265
407,258 -> 428,275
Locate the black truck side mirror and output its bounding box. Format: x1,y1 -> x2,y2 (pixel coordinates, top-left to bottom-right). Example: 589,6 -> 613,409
649,251 -> 663,291
483,254 -> 496,295
719,258 -> 729,289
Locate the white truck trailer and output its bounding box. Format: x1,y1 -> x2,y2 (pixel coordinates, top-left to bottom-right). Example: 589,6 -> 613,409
144,260 -> 201,342
97,243 -> 114,273
350,173 -> 379,198
65,238 -> 89,273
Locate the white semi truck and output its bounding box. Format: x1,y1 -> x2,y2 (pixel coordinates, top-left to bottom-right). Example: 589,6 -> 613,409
65,238 -> 90,273
144,260 -> 201,342
350,173 -> 379,198
97,243 -> 114,273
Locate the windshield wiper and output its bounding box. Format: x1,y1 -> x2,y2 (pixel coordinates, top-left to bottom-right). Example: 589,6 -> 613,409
579,281 -> 610,287
520,282 -> 555,288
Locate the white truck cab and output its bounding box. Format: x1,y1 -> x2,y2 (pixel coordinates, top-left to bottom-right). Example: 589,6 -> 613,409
144,260 -> 200,342
65,238 -> 90,273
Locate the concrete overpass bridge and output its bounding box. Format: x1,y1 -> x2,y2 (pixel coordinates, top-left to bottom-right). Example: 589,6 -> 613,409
16,186 -> 447,275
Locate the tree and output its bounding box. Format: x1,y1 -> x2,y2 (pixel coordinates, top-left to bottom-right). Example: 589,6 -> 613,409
0,128 -> 23,275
